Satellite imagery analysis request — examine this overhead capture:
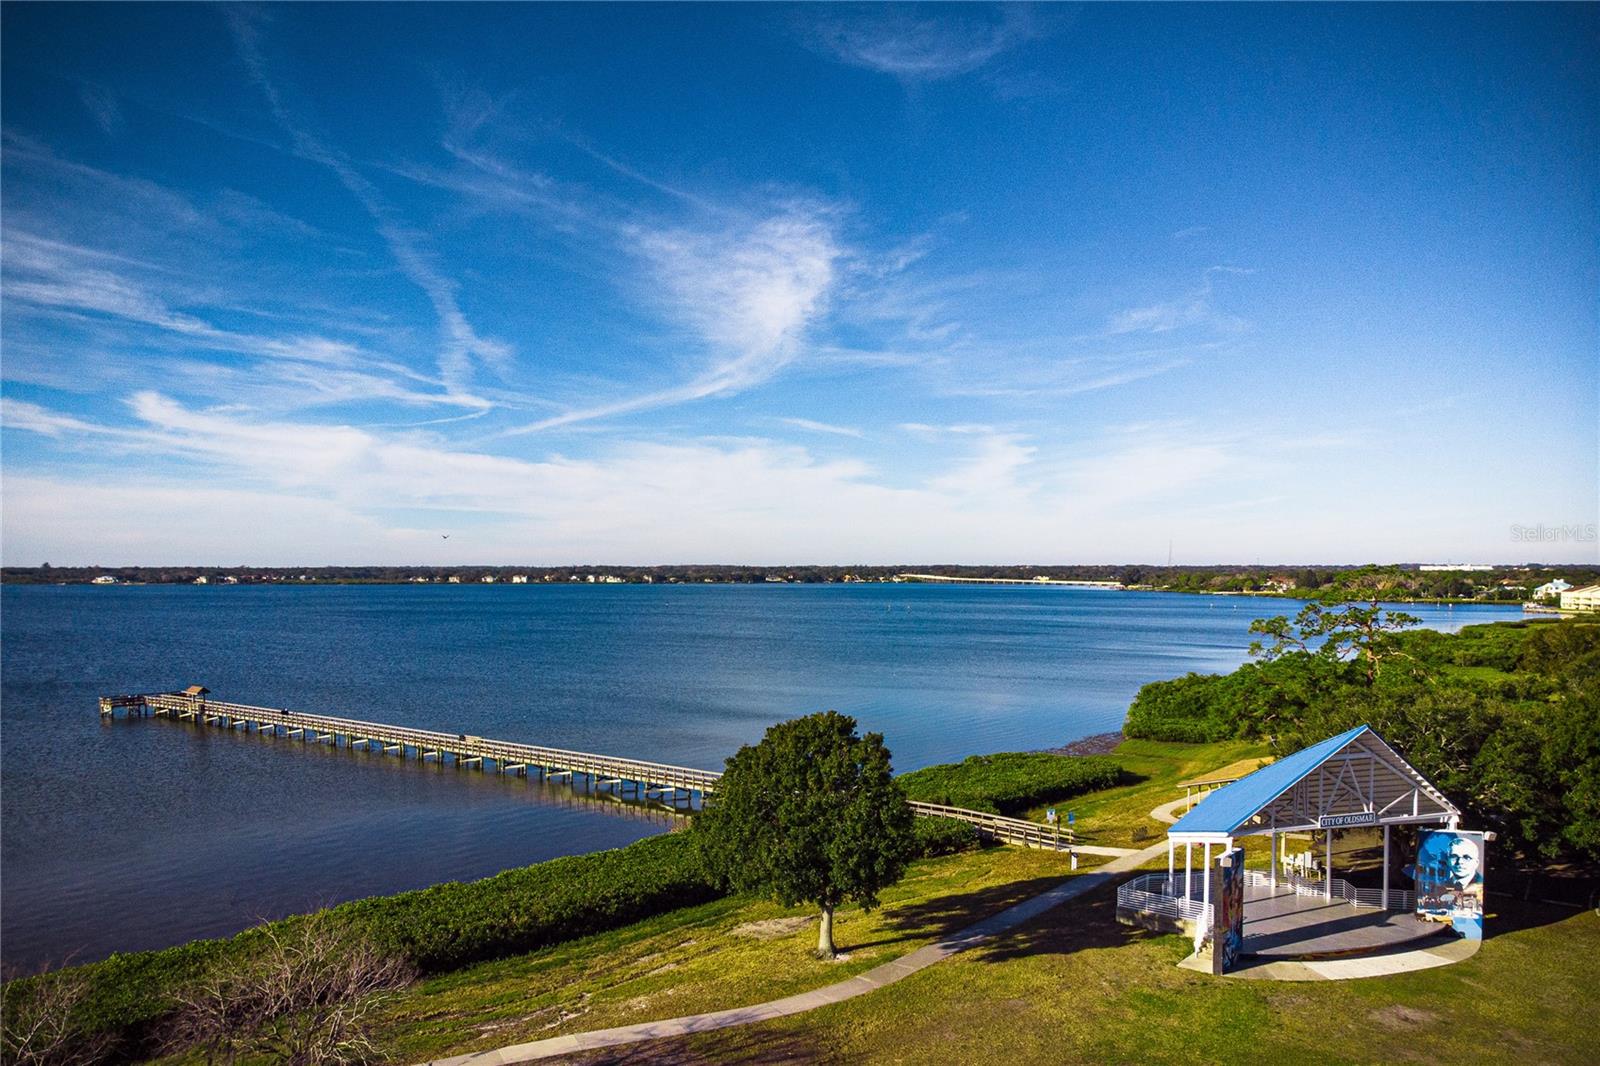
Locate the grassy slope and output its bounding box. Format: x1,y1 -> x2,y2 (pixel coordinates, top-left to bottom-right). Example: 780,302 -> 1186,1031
356,846 -> 1109,1064
145,736 -> 1595,1064
349,739 -> 1275,1063
656,888 -> 1593,1066
1026,738 -> 1269,848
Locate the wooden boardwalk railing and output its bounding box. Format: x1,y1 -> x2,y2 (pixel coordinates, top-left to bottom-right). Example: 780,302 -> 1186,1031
907,799 -> 1073,851
101,692 -> 718,806
101,690 -> 1076,851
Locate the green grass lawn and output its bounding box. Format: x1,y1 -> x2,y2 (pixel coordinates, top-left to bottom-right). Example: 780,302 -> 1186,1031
350,846 -> 1110,1064
590,886 -> 1596,1066
351,739 -> 1266,1063
145,736 -> 1594,1065
1026,738 -> 1270,848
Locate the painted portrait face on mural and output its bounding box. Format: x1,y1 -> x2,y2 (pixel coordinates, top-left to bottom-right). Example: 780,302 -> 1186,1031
1444,836 -> 1480,888
1412,830 -> 1486,940
1418,831 -> 1482,890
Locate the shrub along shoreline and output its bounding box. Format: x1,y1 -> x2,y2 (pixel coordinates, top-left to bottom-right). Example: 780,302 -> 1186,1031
898,752 -> 1126,815
2,832 -> 722,1062
2,801 -> 992,1061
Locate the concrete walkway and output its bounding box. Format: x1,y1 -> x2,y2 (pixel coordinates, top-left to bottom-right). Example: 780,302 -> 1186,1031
1074,844 -> 1139,858
419,842 -> 1168,1066
1150,794 -> 1193,825
1185,931 -> 1480,981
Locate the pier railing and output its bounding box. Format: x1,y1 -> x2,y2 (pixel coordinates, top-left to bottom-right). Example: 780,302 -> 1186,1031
102,690 -> 1077,850
908,799 -> 1074,851
102,692 -> 719,800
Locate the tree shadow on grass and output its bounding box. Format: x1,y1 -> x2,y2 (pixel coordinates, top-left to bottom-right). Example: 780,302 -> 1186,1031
960,879 -> 1159,965
1483,894 -> 1594,940
840,875 -> 1067,953
559,1028 -> 831,1065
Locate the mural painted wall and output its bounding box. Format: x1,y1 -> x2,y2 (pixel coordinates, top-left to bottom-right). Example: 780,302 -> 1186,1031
1411,830 -> 1485,939
1211,847 -> 1247,974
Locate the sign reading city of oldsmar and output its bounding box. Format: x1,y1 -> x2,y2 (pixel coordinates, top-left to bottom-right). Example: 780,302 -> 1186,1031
1318,811 -> 1378,829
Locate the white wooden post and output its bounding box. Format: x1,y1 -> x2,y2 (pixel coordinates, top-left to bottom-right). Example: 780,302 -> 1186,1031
1382,824 -> 1391,909
1202,842 -> 1212,921
1168,838 -> 1175,894
1185,842 -> 1192,900
1325,830 -> 1333,900
1269,826 -> 1278,889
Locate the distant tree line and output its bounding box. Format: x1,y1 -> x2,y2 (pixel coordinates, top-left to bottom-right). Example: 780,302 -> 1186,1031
5,561 -> 1597,601
1125,616 -> 1600,864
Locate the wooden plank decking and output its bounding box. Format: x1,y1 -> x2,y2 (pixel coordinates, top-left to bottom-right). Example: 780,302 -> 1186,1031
100,690 -> 1077,850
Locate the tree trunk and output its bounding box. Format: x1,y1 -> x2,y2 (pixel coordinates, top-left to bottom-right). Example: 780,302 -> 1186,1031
816,905 -> 836,959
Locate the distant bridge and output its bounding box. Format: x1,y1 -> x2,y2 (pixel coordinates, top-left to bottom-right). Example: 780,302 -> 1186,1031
101,690 -> 1076,851
896,573 -> 1124,589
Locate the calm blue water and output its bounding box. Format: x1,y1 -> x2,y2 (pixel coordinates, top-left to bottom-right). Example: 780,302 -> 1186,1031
0,583 -> 1519,969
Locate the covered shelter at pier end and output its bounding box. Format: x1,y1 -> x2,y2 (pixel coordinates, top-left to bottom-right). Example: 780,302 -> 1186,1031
1165,725 -> 1460,921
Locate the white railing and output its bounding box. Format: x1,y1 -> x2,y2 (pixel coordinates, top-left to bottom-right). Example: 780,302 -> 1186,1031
104,692 -> 1079,848
1244,868 -> 1414,911
908,800 -> 1074,851
1117,872 -> 1212,927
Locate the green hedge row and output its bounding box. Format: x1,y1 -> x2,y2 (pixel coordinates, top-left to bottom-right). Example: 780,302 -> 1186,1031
9,810 -> 996,1063
1124,671 -> 1247,742
898,753 -> 1125,815
344,829 -> 719,972
912,815 -> 983,857
4,831 -> 722,1063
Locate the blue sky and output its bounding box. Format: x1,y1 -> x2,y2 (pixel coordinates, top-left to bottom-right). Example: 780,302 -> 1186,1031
2,3 -> 1595,565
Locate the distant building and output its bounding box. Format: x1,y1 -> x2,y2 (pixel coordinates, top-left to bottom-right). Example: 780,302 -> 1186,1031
481,574 -> 497,583
510,574 -> 529,584
1560,585 -> 1600,612
1534,579 -> 1573,600
222,575 -> 239,584
1418,564 -> 1493,572
448,575 -> 462,584
601,575 -> 624,583
193,575 -> 209,584
91,575 -> 117,584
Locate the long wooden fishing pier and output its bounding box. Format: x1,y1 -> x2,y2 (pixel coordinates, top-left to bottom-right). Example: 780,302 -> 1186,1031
100,687 -> 1075,850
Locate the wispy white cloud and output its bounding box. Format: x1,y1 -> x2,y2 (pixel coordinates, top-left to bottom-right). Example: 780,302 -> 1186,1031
801,6 -> 1040,81
77,84 -> 123,136
898,422 -> 997,438
3,396 -> 1381,565
511,205 -> 843,433
776,417 -> 865,439
4,231 -> 354,366
225,8 -> 509,397
1104,268 -> 1252,336
2,231 -> 488,411
927,432 -> 1036,499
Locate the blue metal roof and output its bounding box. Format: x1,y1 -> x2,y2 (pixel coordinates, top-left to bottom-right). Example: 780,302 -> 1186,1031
1168,724 -> 1371,836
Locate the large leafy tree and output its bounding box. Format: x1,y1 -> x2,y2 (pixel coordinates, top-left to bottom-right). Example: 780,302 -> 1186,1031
693,711 -> 916,959
1248,597 -> 1421,686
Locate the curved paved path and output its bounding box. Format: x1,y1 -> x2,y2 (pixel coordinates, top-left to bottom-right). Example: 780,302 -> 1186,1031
1150,794 -> 1193,825
419,842 -> 1167,1066
417,791 -> 1323,1064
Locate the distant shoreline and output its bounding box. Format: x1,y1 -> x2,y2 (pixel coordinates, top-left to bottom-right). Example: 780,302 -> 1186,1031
1042,731 -> 1124,756
7,561 -> 1590,602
